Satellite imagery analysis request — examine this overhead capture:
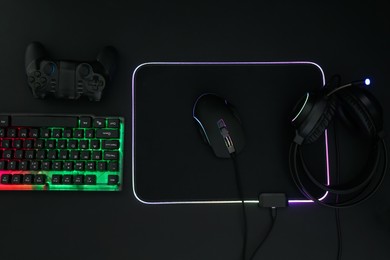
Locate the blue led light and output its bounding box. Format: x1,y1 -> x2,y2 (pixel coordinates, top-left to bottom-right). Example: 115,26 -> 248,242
365,78 -> 371,86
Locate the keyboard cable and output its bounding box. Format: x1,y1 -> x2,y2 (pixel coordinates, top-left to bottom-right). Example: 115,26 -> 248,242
231,153 -> 248,260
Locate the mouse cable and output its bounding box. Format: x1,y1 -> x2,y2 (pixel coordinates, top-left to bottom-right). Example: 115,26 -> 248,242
231,152 -> 287,260
231,153 -> 248,260
249,193 -> 287,259
248,207 -> 277,260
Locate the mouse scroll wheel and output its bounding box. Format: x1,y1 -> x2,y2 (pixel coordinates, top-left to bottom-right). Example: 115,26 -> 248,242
217,119 -> 229,137
220,127 -> 235,153
220,127 -> 229,136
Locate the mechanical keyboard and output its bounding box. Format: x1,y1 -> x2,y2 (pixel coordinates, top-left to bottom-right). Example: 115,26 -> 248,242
0,114 -> 124,191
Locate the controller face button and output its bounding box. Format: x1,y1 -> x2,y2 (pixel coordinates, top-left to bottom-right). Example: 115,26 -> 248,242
88,84 -> 98,91
40,77 -> 47,84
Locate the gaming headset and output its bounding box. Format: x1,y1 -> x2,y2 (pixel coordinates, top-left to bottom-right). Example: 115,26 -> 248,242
193,78 -> 388,260
289,78 -> 388,208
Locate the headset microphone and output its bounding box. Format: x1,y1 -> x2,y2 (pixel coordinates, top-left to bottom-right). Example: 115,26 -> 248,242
326,78 -> 371,97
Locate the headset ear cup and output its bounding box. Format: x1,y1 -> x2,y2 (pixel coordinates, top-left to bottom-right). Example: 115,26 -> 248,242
304,98 -> 336,144
336,105 -> 357,130
337,88 -> 380,137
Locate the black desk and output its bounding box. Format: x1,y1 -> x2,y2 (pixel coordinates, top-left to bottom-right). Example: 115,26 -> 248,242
0,1 -> 389,259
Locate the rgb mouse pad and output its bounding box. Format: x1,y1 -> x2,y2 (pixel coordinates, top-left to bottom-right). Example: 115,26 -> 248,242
132,62 -> 328,204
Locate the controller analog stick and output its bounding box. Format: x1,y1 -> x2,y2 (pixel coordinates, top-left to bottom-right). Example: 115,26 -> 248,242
79,64 -> 92,78
43,62 -> 55,76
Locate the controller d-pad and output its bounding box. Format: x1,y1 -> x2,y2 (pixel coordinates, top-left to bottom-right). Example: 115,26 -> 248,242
28,76 -> 35,83
88,78 -> 98,86
28,71 -> 48,90
88,80 -> 98,90
34,82 -> 42,89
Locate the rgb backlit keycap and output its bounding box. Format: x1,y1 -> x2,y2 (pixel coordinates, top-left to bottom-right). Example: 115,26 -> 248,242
0,114 -> 124,191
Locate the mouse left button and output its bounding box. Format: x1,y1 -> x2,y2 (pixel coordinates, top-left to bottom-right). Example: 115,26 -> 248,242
226,101 -> 242,124
194,117 -> 210,144
198,126 -> 209,144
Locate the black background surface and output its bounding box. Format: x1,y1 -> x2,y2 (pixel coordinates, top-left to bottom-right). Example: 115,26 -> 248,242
0,1 -> 389,260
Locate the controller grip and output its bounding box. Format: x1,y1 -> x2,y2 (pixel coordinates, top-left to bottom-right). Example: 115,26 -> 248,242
97,46 -> 117,77
25,42 -> 46,72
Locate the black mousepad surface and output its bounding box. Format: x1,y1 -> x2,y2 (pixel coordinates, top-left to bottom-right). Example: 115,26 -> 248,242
132,62 -> 328,203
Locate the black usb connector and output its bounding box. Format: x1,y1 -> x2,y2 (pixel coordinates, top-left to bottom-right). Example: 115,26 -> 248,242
258,193 -> 287,208
248,193 -> 287,260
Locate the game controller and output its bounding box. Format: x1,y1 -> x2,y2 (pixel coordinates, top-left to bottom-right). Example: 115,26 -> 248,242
25,42 -> 117,101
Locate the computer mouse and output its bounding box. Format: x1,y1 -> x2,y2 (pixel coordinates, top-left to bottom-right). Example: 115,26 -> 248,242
193,93 -> 245,158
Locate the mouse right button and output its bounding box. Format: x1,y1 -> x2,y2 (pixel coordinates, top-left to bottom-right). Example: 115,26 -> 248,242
194,118 -> 210,144
226,102 -> 242,124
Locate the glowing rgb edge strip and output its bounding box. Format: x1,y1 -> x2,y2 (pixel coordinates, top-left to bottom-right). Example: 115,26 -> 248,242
132,61 -> 329,205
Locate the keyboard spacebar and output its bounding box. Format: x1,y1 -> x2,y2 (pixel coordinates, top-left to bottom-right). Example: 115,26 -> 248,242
11,116 -> 78,127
